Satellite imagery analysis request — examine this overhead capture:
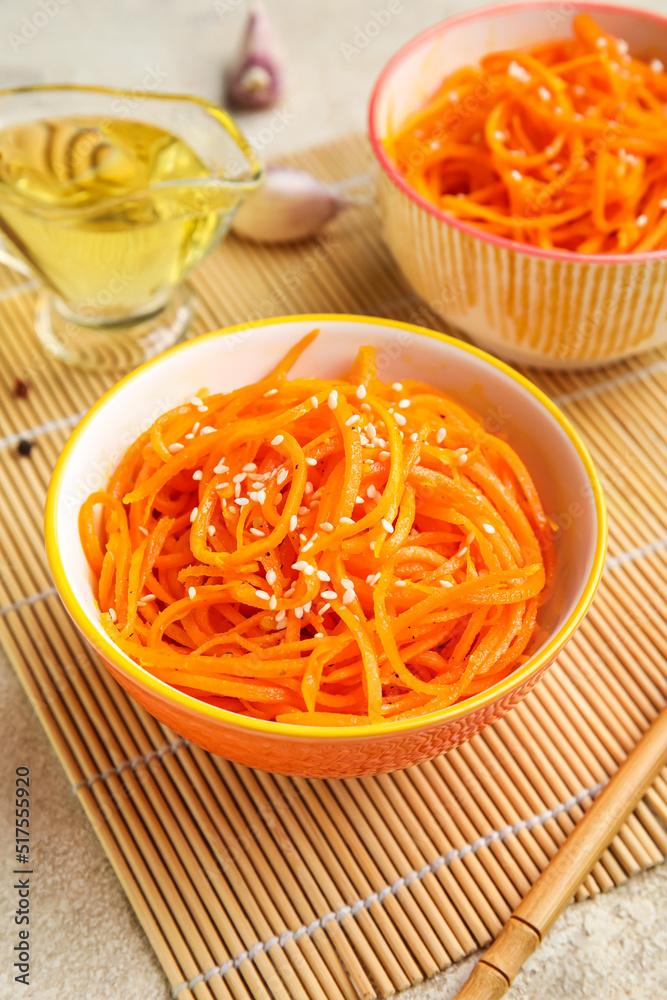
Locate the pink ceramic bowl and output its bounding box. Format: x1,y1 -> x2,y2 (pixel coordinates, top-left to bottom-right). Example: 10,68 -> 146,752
369,1 -> 667,367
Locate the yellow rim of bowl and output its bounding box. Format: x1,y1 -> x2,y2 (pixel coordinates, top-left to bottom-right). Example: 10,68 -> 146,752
45,314 -> 608,741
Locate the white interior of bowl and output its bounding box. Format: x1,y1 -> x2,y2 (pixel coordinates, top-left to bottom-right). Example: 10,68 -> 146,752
371,3 -> 667,139
52,318 -> 601,682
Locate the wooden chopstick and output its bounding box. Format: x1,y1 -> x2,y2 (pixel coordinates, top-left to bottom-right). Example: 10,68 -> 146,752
453,701 -> 667,1000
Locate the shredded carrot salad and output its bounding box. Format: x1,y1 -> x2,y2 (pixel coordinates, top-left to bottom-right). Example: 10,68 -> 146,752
79,331 -> 554,726
385,14 -> 667,253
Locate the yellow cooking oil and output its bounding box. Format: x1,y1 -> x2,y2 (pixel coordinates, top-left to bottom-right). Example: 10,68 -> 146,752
0,115 -> 241,317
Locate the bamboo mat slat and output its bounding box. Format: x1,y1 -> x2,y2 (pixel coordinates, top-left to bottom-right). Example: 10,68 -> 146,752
1,133 -> 667,1000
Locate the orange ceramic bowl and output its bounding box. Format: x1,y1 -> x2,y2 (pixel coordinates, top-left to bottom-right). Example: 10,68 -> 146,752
45,315 -> 607,777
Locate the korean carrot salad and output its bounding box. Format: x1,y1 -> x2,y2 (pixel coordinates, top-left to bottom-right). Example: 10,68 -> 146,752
385,14 -> 667,253
80,331 -> 554,726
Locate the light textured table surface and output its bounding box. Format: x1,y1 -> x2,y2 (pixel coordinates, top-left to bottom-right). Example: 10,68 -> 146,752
1,1 -> 666,998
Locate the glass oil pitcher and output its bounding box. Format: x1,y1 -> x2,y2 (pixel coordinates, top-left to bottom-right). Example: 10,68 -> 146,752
0,84 -> 263,371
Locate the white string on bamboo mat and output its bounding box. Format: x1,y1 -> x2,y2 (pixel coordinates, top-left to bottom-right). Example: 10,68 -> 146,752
169,780 -> 607,998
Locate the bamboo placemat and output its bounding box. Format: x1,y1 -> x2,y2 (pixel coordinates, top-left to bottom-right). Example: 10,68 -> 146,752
1,133 -> 667,1000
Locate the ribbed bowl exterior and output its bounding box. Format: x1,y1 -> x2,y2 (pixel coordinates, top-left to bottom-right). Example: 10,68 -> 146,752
379,171 -> 667,368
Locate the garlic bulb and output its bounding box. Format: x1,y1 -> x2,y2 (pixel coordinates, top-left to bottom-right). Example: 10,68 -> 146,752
232,166 -> 348,243
227,3 -> 284,110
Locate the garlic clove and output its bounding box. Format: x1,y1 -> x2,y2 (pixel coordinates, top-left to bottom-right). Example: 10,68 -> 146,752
231,165 -> 348,243
227,3 -> 284,110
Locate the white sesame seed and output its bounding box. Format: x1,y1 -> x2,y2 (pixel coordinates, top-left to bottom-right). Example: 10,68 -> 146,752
235,483 -> 241,497
310,395 -> 319,408
510,169 -> 522,182
200,426 -> 216,435
391,382 -> 403,391
493,129 -> 506,141
340,516 -> 355,525
367,485 -> 378,499
208,525 -> 216,537
190,396 -> 203,407
554,106 -> 563,114
235,498 -> 249,507
396,580 -> 406,587
440,580 -> 453,588
596,36 -> 607,47
255,590 -> 270,600
192,470 -> 203,481
459,546 -> 468,557
361,403 -> 371,412
458,453 -> 468,466
398,399 -> 410,409
342,590 -> 355,605
346,414 -> 361,426
192,422 -> 200,434
616,38 -> 629,54
366,423 -> 376,439
298,506 -> 309,515
320,522 -> 334,532
276,609 -> 286,622
299,533 -> 307,542
190,507 -> 198,522
275,619 -> 288,630
264,388 -> 278,396
188,587 -> 196,600
410,432 -> 419,442
264,569 -> 277,586
138,594 -> 156,604
243,463 -> 257,472
233,473 -> 247,483
168,442 -> 184,453
318,603 -> 331,614
294,606 -> 304,619
302,540 -> 314,553
198,405 -> 208,413
538,85 -> 551,101
214,462 -> 229,474
365,573 -> 376,584
314,632 -> 324,639
303,601 -> 312,613
636,214 -> 648,227
651,58 -> 664,73
508,60 -> 530,83
269,595 -> 277,610
306,457 -> 318,466
289,515 -> 298,532
321,590 -> 338,600
382,519 -> 394,533
277,468 -> 289,485
108,607 -> 117,623
271,434 -> 284,446
355,495 -> 365,504
341,578 -> 354,590
185,433 -> 194,440
249,527 -> 265,537
394,412 -> 407,426
356,384 -> 367,399
292,560 -> 308,572
328,390 -> 338,410
661,199 -> 667,210
304,482 -> 314,495
317,570 -> 331,582
483,523 -> 496,534
379,450 -> 390,460
138,525 -> 149,536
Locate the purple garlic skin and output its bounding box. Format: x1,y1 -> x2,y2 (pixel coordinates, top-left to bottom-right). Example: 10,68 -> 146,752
227,3 -> 284,110
231,165 -> 348,243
